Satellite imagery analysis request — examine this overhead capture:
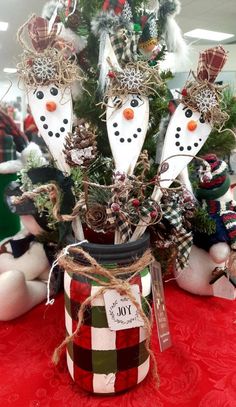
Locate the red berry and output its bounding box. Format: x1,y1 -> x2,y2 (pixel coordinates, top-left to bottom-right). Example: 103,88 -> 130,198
132,199 -> 140,207
181,88 -> 187,96
111,203 -> 120,212
108,70 -> 116,78
150,210 -> 157,219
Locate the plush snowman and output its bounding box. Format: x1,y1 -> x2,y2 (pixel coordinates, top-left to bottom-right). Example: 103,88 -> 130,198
0,182 -> 55,320
175,155 -> 236,296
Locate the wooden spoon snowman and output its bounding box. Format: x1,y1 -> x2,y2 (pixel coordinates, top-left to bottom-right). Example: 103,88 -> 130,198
17,15 -> 84,239
131,46 -> 229,241
17,15 -> 80,174
105,64 -> 161,243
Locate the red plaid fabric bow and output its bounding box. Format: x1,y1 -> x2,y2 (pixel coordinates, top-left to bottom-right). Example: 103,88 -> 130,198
28,16 -> 58,52
102,0 -> 126,14
197,45 -> 228,83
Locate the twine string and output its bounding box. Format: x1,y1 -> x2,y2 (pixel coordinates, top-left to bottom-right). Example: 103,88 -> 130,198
45,240 -> 88,305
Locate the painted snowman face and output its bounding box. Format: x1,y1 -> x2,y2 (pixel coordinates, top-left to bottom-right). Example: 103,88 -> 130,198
159,103 -> 212,188
28,84 -> 72,173
106,94 -> 149,175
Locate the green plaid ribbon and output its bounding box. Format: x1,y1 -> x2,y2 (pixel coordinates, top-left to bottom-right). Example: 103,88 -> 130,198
110,28 -> 138,64
106,206 -> 132,242
162,201 -> 193,270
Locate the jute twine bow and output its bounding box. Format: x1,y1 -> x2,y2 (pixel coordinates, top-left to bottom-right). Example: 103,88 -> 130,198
52,246 -> 159,385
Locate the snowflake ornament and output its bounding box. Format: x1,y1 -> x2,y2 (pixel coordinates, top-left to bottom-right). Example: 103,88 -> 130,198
32,56 -> 56,81
119,68 -> 144,92
195,88 -> 218,113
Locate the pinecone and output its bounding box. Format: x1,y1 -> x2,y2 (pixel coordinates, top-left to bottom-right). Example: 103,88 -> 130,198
63,119 -> 97,168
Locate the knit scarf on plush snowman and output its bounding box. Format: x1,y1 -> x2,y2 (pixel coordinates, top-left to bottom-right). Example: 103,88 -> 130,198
202,199 -> 236,250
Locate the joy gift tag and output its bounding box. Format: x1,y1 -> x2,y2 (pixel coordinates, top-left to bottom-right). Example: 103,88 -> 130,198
104,285 -> 144,331
151,261 -> 172,351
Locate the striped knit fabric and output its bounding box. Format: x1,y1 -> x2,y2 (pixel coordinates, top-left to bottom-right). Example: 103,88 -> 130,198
64,266 -> 152,393
221,211 -> 236,249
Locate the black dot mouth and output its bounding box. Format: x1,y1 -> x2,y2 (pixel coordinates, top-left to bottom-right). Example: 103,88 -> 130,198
43,118 -> 69,138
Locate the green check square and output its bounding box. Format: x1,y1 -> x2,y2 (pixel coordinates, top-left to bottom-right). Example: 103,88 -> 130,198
92,349 -> 117,374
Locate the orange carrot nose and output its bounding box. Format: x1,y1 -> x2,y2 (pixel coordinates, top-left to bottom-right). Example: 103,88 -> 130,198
46,101 -> 57,112
187,120 -> 197,131
123,108 -> 134,120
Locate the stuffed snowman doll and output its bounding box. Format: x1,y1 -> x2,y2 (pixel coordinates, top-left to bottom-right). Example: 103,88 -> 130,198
175,155 -> 236,296
0,182 -> 55,321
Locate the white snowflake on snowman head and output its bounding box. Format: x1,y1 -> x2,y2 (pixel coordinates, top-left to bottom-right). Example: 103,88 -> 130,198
119,68 -> 145,92
194,88 -> 218,114
32,56 -> 57,81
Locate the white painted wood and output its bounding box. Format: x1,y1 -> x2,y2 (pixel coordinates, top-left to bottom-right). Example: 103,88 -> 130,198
28,84 -> 72,174
106,94 -> 149,175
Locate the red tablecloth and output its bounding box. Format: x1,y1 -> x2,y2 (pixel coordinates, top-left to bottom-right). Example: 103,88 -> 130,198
0,282 -> 236,407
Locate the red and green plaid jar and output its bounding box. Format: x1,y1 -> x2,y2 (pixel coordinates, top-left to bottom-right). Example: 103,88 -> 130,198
64,234 -> 152,394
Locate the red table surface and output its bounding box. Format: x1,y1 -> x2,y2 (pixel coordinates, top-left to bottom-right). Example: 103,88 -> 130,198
0,281 -> 236,407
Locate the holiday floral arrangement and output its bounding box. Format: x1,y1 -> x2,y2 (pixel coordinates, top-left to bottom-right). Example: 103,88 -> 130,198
3,0 -> 235,394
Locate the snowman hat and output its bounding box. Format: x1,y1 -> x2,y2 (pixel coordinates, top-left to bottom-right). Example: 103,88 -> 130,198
180,46 -> 229,129
17,14 -> 81,88
196,154 -> 231,200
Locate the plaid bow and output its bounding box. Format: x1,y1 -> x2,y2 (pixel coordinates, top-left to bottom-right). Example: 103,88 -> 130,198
28,16 -> 58,52
102,0 -> 126,14
162,201 -> 193,270
110,28 -> 138,64
197,45 -> 228,83
106,206 -> 132,242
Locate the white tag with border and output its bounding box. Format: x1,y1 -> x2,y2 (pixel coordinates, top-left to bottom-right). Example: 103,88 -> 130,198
103,285 -> 144,331
151,261 -> 172,351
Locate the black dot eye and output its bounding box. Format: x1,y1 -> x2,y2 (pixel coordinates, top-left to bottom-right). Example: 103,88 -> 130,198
50,87 -> 58,96
130,99 -> 139,108
185,109 -> 193,118
199,116 -> 205,124
113,98 -> 122,108
36,91 -> 44,100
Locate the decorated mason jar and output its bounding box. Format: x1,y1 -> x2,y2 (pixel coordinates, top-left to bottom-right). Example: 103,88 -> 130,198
57,233 -> 153,394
